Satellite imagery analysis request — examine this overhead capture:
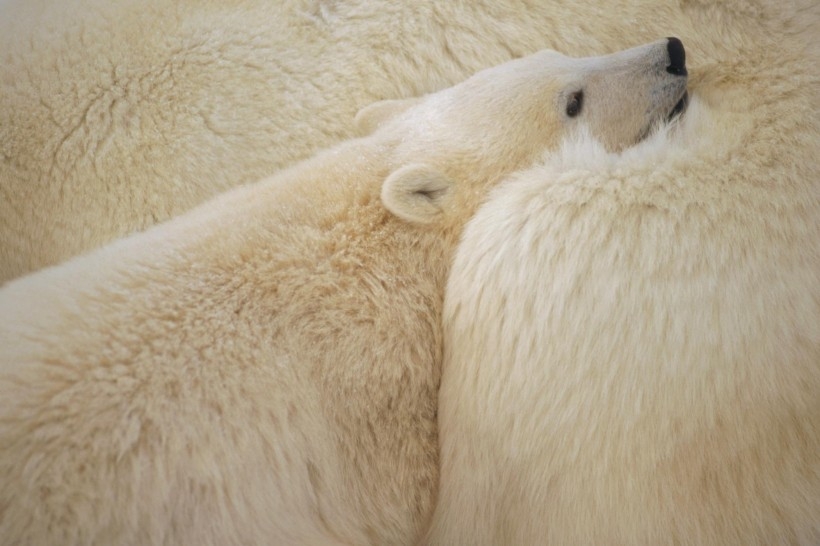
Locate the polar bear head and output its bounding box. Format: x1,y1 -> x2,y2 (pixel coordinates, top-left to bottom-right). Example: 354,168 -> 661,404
365,38 -> 688,225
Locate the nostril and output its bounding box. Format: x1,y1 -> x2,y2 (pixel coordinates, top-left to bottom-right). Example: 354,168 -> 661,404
666,37 -> 687,76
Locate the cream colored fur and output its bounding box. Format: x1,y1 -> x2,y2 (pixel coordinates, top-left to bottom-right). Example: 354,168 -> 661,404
3,0 -> 812,283
0,42 -> 684,545
427,9 -> 820,545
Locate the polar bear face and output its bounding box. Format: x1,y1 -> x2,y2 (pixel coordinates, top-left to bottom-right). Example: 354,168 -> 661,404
375,38 -> 688,224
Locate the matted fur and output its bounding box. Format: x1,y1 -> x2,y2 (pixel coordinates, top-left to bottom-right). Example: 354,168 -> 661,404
1,0 -> 814,282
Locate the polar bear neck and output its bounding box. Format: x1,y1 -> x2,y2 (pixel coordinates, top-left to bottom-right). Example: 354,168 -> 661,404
0,132 -> 459,544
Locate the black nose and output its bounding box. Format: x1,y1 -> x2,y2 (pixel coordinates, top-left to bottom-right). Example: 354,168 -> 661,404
666,37 -> 687,76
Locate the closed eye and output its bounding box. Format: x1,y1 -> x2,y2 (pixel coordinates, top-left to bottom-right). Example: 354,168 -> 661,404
566,90 -> 584,118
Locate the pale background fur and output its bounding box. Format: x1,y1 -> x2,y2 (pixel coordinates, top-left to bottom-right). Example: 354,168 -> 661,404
428,8 -> 820,544
1,0 -> 814,283
0,0 -> 817,544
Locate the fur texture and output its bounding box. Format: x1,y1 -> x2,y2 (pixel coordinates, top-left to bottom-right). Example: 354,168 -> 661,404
427,6 -> 820,544
2,0 -> 813,282
0,42 -> 683,545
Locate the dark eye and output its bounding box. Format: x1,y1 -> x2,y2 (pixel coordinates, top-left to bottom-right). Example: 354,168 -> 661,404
566,90 -> 584,118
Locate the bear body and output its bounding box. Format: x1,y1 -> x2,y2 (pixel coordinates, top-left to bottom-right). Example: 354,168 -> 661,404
0,42 -> 687,545
427,14 -> 820,546
4,0 -> 811,282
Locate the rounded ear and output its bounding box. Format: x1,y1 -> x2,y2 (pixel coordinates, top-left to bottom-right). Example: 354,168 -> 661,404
354,97 -> 422,136
382,163 -> 454,224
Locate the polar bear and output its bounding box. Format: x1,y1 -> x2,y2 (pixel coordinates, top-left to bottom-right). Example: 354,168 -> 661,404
5,0 -> 811,283
426,20 -> 820,546
0,40 -> 687,545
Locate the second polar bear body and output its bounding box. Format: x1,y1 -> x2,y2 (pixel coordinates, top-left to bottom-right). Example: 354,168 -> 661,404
427,28 -> 820,546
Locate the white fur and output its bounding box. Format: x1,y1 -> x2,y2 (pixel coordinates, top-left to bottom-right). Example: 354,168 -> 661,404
0,42 -> 686,546
2,0 -> 814,282
428,33 -> 820,545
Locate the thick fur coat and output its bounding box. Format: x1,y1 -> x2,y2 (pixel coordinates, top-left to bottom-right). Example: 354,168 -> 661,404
0,42 -> 686,545
427,4 -> 820,544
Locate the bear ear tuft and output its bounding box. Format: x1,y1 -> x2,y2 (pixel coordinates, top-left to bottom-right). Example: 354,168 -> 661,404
354,97 -> 422,136
381,163 -> 454,224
